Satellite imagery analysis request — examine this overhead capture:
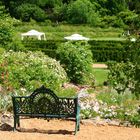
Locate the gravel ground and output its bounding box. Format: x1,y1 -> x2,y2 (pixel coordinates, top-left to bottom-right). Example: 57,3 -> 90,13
93,64 -> 108,68
1,118 -> 140,140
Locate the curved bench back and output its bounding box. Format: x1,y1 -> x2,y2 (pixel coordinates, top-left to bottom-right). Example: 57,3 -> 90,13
30,85 -> 60,115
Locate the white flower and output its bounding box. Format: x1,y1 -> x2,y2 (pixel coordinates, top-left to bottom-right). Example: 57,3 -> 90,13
93,106 -> 99,112
20,88 -> 26,92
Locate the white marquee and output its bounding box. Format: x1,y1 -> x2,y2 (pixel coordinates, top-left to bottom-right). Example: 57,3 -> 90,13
21,30 -> 46,40
64,34 -> 90,41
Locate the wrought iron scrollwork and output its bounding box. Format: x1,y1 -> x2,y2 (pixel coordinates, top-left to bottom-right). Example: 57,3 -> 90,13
12,85 -> 80,134
14,97 -> 31,114
59,98 -> 76,116
30,85 -> 59,114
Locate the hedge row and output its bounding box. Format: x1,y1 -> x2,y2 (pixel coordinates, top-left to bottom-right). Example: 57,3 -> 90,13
22,40 -> 62,58
22,40 -> 130,62
88,40 -> 128,62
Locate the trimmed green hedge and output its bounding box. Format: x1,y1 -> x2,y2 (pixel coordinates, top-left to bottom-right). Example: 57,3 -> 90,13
22,40 -> 63,59
22,40 -> 129,62
88,40 -> 128,62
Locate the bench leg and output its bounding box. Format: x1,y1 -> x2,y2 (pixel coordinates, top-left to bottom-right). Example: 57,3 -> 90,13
13,116 -> 17,131
77,117 -> 80,131
75,117 -> 80,135
17,116 -> 20,127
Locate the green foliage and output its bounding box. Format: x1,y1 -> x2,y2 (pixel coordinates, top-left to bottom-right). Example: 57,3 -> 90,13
131,38 -> 140,98
107,61 -> 136,94
38,0 -> 62,8
130,114 -> 140,128
52,4 -> 68,22
89,40 -> 127,62
81,89 -> 139,122
106,37 -> 140,99
101,15 -> 125,28
22,40 -> 61,58
1,0 -> 139,28
0,48 -> 5,54
0,51 -> 67,92
23,39 -> 128,62
67,0 -> 99,25
0,9 -> 15,48
129,0 -> 140,14
87,12 -> 101,27
118,10 -> 138,26
0,7 -> 23,51
129,15 -> 140,34
32,7 -> 46,22
57,87 -> 77,97
57,41 -> 94,85
93,68 -> 109,86
16,3 -> 46,22
0,20 -> 13,47
81,109 -> 98,119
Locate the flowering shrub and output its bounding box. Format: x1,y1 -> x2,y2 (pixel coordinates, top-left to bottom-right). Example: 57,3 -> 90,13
0,51 -> 67,93
0,51 -> 68,112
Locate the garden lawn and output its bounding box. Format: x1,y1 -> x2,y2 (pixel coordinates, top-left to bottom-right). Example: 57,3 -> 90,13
14,23 -> 125,41
93,68 -> 109,86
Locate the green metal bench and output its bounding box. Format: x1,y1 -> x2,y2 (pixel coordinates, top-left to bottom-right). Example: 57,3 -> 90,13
12,85 -> 80,134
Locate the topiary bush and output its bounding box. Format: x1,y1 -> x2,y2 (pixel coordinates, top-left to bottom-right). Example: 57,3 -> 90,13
57,41 -> 94,85
0,51 -> 67,93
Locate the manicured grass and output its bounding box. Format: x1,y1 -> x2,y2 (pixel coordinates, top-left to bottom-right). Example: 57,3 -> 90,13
14,23 -> 125,41
93,68 -> 109,86
93,37 -> 126,41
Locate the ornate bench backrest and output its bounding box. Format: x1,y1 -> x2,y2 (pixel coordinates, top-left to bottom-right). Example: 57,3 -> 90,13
30,85 -> 60,115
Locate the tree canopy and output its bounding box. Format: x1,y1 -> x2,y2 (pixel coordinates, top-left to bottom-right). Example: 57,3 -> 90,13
1,0 -> 140,27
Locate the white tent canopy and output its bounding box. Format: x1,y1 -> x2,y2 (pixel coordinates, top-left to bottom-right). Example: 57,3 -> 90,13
64,34 -> 90,41
21,30 -> 46,40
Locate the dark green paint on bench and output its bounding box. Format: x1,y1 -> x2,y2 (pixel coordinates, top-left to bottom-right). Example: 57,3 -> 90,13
12,85 -> 80,134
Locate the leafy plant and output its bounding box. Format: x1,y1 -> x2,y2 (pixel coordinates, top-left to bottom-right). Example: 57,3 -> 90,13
16,3 -> 46,22
130,115 -> 140,127
0,51 -> 67,93
67,0 -> 99,25
0,17 -> 14,47
57,41 -> 94,85
107,61 -> 136,94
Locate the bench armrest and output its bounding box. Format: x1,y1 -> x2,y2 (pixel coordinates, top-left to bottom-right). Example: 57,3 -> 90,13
12,96 -> 31,114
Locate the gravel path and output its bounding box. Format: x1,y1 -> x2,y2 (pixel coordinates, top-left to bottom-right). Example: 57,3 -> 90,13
93,64 -> 108,68
1,118 -> 140,140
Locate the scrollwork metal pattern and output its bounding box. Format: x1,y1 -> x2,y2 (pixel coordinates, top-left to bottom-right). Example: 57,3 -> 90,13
14,97 -> 31,114
59,98 -> 76,116
13,86 -> 77,117
29,86 -> 59,114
